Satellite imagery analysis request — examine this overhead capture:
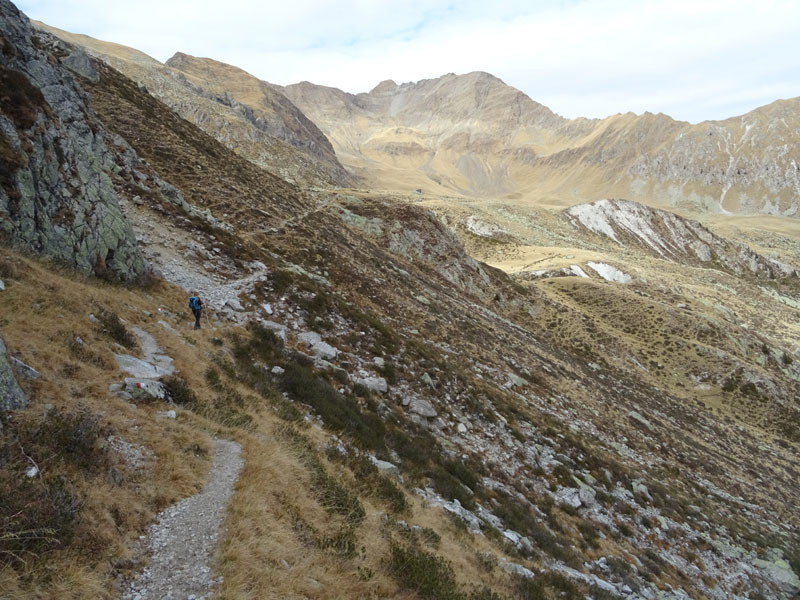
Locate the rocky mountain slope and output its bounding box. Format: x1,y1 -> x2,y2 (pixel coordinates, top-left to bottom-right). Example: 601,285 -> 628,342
566,199 -> 796,278
1,2 -> 799,600
282,76 -> 800,216
33,22 -> 354,189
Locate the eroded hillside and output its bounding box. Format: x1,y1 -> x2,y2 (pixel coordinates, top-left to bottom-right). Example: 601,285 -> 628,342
34,22 -> 354,189
1,2 -> 799,600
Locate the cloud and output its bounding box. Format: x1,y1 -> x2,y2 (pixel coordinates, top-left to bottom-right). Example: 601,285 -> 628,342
17,0 -> 800,122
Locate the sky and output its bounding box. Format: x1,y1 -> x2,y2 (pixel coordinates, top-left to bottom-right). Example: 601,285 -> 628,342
17,0 -> 800,123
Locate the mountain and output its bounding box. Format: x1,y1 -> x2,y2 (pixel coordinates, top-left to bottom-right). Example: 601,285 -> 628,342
2,3 -> 799,599
39,23 -> 800,217
282,76 -> 800,216
33,22 -> 354,188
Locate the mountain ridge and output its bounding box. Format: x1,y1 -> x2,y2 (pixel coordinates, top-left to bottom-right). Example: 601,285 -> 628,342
32,21 -> 800,216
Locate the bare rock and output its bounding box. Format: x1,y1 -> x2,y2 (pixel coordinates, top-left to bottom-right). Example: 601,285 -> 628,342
0,337 -> 26,413
10,355 -> 41,379
353,375 -> 388,394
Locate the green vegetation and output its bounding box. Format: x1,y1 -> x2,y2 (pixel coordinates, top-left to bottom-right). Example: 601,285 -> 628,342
389,543 -> 463,600
96,308 -> 137,349
277,425 -> 365,527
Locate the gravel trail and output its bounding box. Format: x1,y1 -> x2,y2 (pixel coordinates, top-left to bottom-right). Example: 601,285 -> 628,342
123,438 -> 244,600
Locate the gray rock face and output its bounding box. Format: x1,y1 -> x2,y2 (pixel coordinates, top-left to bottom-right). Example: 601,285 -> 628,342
0,336 -> 26,413
0,0 -> 145,280
567,199 -> 796,279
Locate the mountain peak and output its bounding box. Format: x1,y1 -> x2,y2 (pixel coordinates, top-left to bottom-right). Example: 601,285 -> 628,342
369,79 -> 397,94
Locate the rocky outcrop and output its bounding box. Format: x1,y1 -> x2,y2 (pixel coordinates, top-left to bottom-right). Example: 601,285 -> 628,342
0,336 -> 25,413
629,99 -> 800,216
0,0 -> 145,280
567,199 -> 797,278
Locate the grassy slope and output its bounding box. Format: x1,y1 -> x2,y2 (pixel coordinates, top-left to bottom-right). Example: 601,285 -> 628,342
1,48 -> 798,600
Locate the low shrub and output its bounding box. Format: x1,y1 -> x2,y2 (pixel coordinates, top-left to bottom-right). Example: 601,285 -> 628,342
280,362 -> 386,452
0,474 -> 81,566
277,426 -> 365,527
26,409 -> 111,474
515,571 -> 583,600
577,519 -> 601,550
389,543 -> 464,600
96,308 -> 137,349
428,465 -> 475,510
162,375 -> 198,407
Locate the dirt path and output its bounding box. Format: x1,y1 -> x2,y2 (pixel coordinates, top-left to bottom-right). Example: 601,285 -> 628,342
123,438 -> 243,600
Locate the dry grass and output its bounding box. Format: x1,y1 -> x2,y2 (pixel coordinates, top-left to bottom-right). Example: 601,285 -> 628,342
0,250 -> 218,596
215,415 -> 398,599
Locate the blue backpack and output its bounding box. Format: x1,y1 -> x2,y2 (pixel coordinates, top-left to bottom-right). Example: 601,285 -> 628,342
189,296 -> 201,311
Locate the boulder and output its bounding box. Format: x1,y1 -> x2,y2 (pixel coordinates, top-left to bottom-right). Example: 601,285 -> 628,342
225,298 -> 245,312
410,398 -> 437,418
123,378 -> 166,401
632,480 -> 652,501
370,456 -> 401,478
498,560 -> 535,579
442,499 -> 482,533
114,354 -> 164,379
556,487 -> 583,508
260,320 -> 288,343
0,337 -> 26,413
297,331 -> 339,360
753,558 -> 800,595
505,372 -> 528,388
354,375 -> 388,394
628,410 -> 654,431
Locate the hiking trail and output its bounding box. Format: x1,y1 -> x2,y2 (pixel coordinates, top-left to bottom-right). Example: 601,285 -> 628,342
123,438 -> 243,600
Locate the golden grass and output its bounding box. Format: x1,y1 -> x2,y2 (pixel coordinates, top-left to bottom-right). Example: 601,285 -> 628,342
213,405 -> 525,600
0,251 -> 218,596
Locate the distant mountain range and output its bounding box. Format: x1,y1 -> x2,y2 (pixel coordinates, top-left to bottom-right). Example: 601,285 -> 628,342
36,21 -> 800,217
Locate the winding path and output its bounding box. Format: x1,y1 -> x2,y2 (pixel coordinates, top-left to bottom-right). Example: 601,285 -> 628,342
123,438 -> 243,600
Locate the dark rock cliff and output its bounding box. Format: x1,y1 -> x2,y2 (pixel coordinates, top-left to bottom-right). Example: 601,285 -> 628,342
0,0 -> 144,280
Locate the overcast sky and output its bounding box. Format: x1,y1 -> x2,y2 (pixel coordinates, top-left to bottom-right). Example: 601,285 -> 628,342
17,0 -> 800,123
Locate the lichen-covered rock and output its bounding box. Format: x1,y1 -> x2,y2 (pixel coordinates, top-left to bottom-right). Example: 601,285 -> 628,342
0,336 -> 26,413
0,0 -> 145,280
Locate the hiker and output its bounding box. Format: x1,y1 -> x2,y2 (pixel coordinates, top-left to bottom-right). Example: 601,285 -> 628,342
189,293 -> 204,330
